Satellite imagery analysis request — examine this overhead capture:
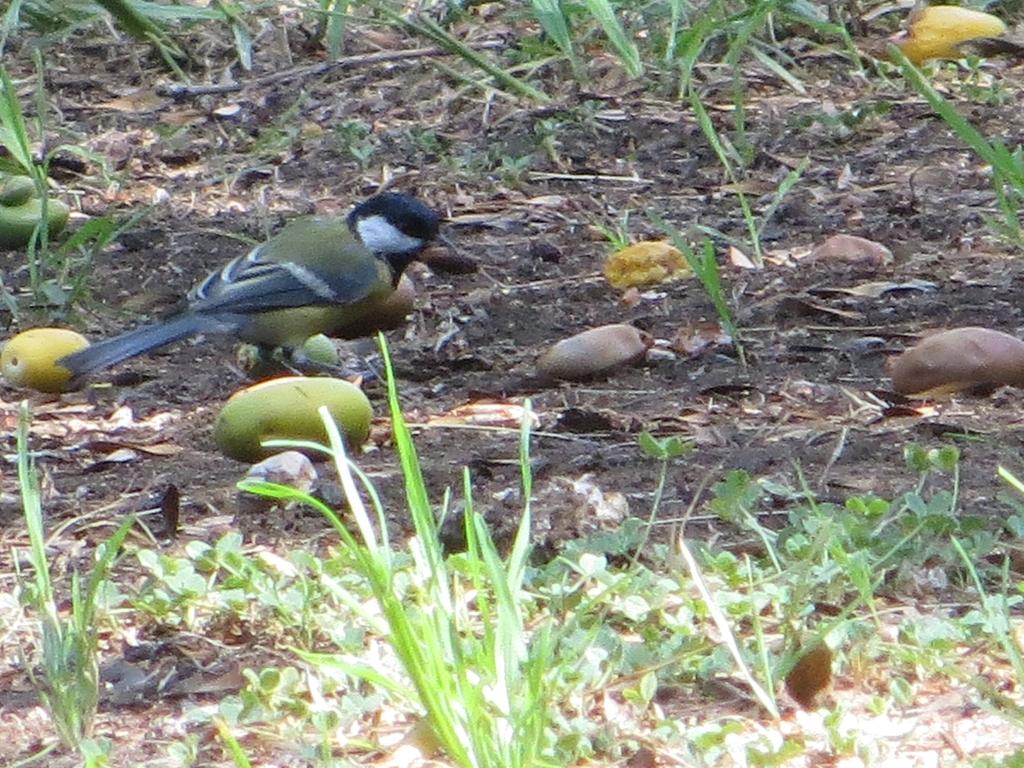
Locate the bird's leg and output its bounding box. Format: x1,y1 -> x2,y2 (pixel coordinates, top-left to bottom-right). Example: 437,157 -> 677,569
287,344 -> 381,382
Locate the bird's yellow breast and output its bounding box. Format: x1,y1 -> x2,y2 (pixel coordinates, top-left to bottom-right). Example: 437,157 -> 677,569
238,268 -> 395,348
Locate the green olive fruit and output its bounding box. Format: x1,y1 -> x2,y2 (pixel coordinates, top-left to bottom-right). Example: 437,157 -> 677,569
1,327 -> 90,392
236,335 -> 340,379
214,376 -> 373,462
301,334 -> 340,366
0,176 -> 36,206
0,197 -> 70,249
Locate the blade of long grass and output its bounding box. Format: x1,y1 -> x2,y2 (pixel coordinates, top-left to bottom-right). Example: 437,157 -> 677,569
0,66 -> 34,172
212,717 -> 254,768
952,536 -> 1024,684
893,46 -> 1024,188
675,9 -> 715,95
649,213 -> 743,362
91,0 -> 187,76
0,0 -> 25,60
688,89 -> 764,264
18,402 -> 135,749
581,0 -> 643,77
372,3 -> 550,103
749,44 -> 805,94
723,0 -> 776,70
677,535 -> 779,718
783,0 -> 863,70
321,0 -> 349,60
17,401 -> 59,662
531,0 -> 578,72
213,0 -> 253,70
92,0 -> 183,52
664,0 -> 687,63
756,156 -> 809,240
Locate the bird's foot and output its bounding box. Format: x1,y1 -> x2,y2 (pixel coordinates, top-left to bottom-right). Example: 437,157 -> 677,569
237,340 -> 381,382
288,347 -> 381,382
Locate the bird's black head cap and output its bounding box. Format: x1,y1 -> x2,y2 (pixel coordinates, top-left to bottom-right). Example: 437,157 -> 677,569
348,192 -> 440,248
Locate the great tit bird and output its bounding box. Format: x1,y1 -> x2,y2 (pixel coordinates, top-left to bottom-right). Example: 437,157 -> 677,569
59,192 -> 440,382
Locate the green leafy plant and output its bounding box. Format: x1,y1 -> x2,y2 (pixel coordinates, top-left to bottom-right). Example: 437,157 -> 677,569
648,212 -> 745,365
0,61 -> 142,317
240,338 -> 556,768
334,118 -> 377,168
15,401 -> 134,755
0,63 -> 56,290
590,209 -> 632,251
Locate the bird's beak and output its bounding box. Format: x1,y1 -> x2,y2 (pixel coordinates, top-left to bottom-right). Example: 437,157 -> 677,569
419,231 -> 478,274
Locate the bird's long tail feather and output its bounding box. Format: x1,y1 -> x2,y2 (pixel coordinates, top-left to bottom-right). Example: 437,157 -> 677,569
59,314 -> 233,380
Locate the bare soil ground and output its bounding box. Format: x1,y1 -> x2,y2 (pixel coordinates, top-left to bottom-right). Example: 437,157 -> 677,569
4,11 -> 1024,766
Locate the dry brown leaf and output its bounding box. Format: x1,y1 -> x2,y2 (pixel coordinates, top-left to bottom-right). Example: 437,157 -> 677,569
728,245 -> 759,270
775,296 -> 864,321
813,279 -> 936,299
96,89 -> 168,113
427,400 -> 538,429
82,439 -> 182,456
84,447 -> 140,471
670,322 -> 733,358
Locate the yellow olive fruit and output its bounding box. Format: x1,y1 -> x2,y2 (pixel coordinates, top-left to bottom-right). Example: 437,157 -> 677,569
213,376 -> 373,462
893,5 -> 1006,64
1,327 -> 90,392
0,196 -> 70,249
604,241 -> 688,290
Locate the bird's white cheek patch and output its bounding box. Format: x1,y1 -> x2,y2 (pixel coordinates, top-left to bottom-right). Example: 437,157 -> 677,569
357,215 -> 424,254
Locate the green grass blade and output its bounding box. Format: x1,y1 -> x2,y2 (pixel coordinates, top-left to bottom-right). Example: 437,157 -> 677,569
0,0 -> 25,60
581,0 -> 643,78
91,0 -> 187,74
650,213 -> 744,364
0,66 -> 34,172
531,0 -> 575,65
893,45 -> 1024,188
749,44 -> 804,95
756,156 -> 809,240
92,0 -> 172,43
373,3 -> 550,103
321,0 -> 348,60
212,717 -> 253,768
663,0 -> 687,63
213,0 -> 253,70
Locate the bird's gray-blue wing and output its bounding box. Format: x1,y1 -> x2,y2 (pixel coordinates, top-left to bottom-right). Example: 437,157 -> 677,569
188,237 -> 381,315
